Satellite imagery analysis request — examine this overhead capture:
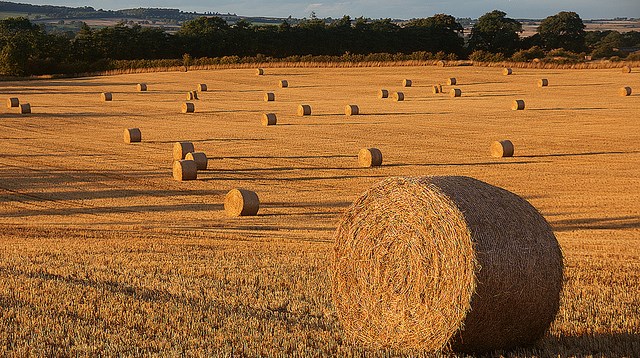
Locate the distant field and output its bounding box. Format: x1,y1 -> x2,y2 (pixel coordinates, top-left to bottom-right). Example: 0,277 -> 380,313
0,65 -> 638,355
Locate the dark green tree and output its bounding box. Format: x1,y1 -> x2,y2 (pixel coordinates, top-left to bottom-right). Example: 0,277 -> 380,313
468,10 -> 522,56
538,11 -> 586,52
0,17 -> 48,75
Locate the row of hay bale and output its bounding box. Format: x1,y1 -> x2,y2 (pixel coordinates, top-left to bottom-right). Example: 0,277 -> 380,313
6,97 -> 30,114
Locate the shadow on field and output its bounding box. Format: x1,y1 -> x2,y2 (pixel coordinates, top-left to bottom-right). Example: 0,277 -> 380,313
220,154 -> 357,160
385,160 -> 540,168
518,150 -> 640,158
529,107 -> 607,111
146,138 -> 269,144
534,332 -> 640,357
2,203 -> 223,217
551,215 -> 640,231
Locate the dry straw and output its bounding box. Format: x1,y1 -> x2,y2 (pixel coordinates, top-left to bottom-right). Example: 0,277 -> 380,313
332,176 -> 563,353
173,141 -> 195,161
538,79 -> 549,87
173,160 -> 197,181
512,99 -> 525,110
264,92 -> 275,101
279,80 -> 289,88
224,189 -> 260,216
187,91 -> 199,100
345,104 -> 359,116
6,97 -> 19,108
262,113 -> 277,126
378,89 -> 389,98
394,92 -> 405,101
185,152 -> 208,170
490,140 -> 514,157
622,65 -> 632,73
124,128 -> 141,143
101,92 -> 112,101
297,104 -> 312,116
447,78 -> 457,85
620,86 -> 632,96
450,88 -> 462,97
403,79 -> 412,87
137,83 -> 147,91
19,103 -> 31,114
503,68 -> 513,75
198,83 -> 208,91
256,68 -> 265,75
182,102 -> 195,113
358,148 -> 383,167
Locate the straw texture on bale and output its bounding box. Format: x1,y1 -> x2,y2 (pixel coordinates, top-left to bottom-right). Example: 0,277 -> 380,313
19,103 -> 31,114
358,148 -> 383,167
503,68 -> 513,75
256,68 -> 264,75
101,92 -> 112,101
432,85 -> 441,94
198,83 -> 207,91
450,88 -> 462,97
185,152 -> 208,170
538,79 -> 549,87
437,60 -> 446,67
224,189 -> 260,217
262,113 -> 277,126
512,99 -> 525,110
394,92 -> 404,101
490,140 -> 514,157
172,160 -> 197,181
622,66 -> 631,73
332,176 -> 563,353
173,141 -> 195,161
124,128 -> 141,143
187,91 -> 198,100
620,86 -> 632,96
447,78 -> 456,85
7,97 -> 19,108
137,83 -> 147,91
279,80 -> 289,88
378,89 -> 389,98
264,92 -> 275,102
345,104 -> 359,116
182,102 -> 195,113
297,104 -> 311,116
403,79 -> 412,87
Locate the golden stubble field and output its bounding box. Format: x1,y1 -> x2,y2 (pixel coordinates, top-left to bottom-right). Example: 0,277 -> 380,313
0,65 -> 638,356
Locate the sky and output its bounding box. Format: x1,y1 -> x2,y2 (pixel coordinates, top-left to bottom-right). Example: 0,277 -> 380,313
24,0 -> 640,19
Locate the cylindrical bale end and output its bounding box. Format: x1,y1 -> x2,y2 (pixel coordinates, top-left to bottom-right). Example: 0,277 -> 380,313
187,91 -> 199,100
19,103 -> 31,114
358,148 -> 383,167
264,92 -> 275,102
620,86 -> 632,96
101,92 -> 113,101
622,66 -> 632,73
378,89 -> 389,98
224,189 -> 260,216
447,78 -> 457,85
512,99 -> 525,110
394,92 -> 405,101
432,85 -> 441,94
403,79 -> 412,87
182,102 -> 195,113
538,79 -> 549,87
450,88 -> 462,97
279,80 -> 289,88
198,83 -> 208,91
137,83 -> 147,91
503,68 -> 513,75
173,141 -> 195,161
185,151 -> 208,170
124,128 -> 142,143
490,140 -> 514,158
297,104 -> 311,116
345,104 -> 359,116
262,113 -> 277,126
172,160 -> 198,181
437,60 -> 446,67
7,97 -> 19,108
256,68 -> 265,75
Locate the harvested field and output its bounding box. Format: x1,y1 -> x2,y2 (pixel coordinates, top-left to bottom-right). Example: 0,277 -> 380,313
0,65 -> 638,356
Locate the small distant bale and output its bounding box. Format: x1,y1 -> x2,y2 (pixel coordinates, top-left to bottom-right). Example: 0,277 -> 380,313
432,85 -> 441,94
198,84 -> 207,92
124,128 -> 141,143
403,79 -> 412,87
182,102 -> 195,113
19,103 -> 31,114
262,113 -> 277,126
137,83 -> 147,91
490,140 -> 514,158
187,91 -> 199,100
538,79 -> 549,87
378,89 -> 389,98
620,86 -> 632,96
7,97 -> 19,108
436,60 -> 446,67
256,68 -> 265,75
173,160 -> 197,181
101,92 -> 112,101
358,148 -> 383,167
224,189 -> 260,217
394,92 -> 405,101
512,99 -> 525,110
185,151 -> 208,170
622,66 -> 632,73
297,104 -> 311,116
279,80 -> 289,88
450,88 -> 462,97
447,78 -> 457,85
264,92 -> 275,102
503,68 -> 513,75
173,141 -> 195,161
345,104 -> 359,116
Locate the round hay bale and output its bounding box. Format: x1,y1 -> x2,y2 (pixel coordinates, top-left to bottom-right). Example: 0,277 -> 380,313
378,89 -> 389,99
490,140 -> 514,157
264,92 -> 275,102
256,68 -> 265,75
124,128 -> 141,143
345,104 -> 359,116
436,60 -> 446,67
187,91 -> 199,100
172,159 -> 197,181
403,79 -> 412,87
137,83 -> 147,91
432,85 -> 441,94
297,104 -> 311,116
538,79 -> 549,87
394,92 -> 405,101
224,189 -> 259,217
19,103 -> 31,114
185,151 -> 208,170
182,102 -> 195,113
101,92 -> 112,101
512,99 -> 525,110
198,83 -> 207,92
173,141 -> 195,161
450,88 -> 462,97
620,86 -> 632,96
331,176 -> 563,353
279,80 -> 289,88
447,78 -> 457,85
7,97 -> 19,108
358,148 -> 383,167
622,65 -> 631,73
503,68 -> 513,75
262,113 -> 277,126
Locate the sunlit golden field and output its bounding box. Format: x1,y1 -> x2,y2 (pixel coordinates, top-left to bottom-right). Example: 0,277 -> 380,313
0,65 -> 638,356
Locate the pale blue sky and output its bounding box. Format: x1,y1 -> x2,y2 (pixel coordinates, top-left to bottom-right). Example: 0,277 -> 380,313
25,0 -> 640,19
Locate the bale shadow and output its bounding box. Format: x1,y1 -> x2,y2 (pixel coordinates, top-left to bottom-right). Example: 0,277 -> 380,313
518,150 -> 639,158
221,154 -> 356,160
528,107 -> 607,111
550,215 -> 640,231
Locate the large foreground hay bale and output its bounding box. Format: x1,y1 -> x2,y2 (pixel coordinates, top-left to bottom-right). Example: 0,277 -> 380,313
622,65 -> 631,73
358,148 -> 383,167
297,104 -> 311,116
187,91 -> 199,100
503,67 -> 513,75
512,99 -> 525,110
124,128 -> 141,143
256,68 -> 264,75
224,189 -> 260,216
345,104 -> 359,116
19,103 -> 31,114
490,140 -> 514,157
182,102 -> 195,113
394,92 -> 404,101
262,113 -> 277,126
279,80 -> 289,88
198,83 -> 208,91
620,86 -> 632,96
403,79 -> 412,87
450,88 -> 462,97
378,89 -> 389,98
7,97 -> 19,108
173,141 -> 195,160
137,83 -> 147,91
185,151 -> 208,170
101,92 -> 112,101
447,78 -> 456,85
172,160 -> 197,181
264,92 -> 275,101
332,176 -> 563,353
538,79 -> 549,87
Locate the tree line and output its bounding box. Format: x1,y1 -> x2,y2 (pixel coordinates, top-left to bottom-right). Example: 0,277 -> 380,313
1,10 -> 638,76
